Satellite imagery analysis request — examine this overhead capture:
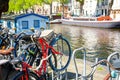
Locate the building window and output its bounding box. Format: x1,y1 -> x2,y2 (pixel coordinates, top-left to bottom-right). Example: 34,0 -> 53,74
105,9 -> 107,15
22,21 -> 28,29
102,9 -> 104,15
118,11 -> 120,14
34,20 -> 40,28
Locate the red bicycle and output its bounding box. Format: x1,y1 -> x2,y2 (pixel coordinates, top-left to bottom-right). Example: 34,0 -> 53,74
23,30 -> 72,79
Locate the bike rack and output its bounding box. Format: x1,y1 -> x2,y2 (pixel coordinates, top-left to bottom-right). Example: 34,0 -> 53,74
52,69 -> 68,80
72,47 -> 98,80
51,49 -> 68,80
51,43 -> 68,80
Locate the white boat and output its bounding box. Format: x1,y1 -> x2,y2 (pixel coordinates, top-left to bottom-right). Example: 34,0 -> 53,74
61,18 -> 120,28
61,0 -> 120,28
50,19 -> 61,24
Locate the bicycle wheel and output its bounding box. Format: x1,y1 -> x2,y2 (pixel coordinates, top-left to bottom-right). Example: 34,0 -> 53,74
48,34 -> 72,72
11,71 -> 39,80
24,43 -> 42,67
0,33 -> 10,49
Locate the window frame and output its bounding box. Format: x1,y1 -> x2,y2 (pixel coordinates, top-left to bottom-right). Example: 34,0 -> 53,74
22,21 -> 28,29
34,20 -> 40,28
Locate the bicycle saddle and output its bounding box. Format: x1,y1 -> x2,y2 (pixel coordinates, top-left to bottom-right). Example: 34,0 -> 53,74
0,47 -> 14,55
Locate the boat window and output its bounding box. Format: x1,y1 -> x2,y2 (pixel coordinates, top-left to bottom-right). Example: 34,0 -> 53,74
34,20 -> 40,28
22,21 -> 28,29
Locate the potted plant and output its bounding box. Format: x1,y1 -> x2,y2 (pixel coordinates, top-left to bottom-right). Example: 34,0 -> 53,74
52,13 -> 61,20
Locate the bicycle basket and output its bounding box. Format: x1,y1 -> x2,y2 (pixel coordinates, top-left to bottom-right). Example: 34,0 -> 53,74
40,30 -> 54,41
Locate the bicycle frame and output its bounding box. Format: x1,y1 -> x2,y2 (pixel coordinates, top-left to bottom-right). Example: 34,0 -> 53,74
12,59 -> 33,80
20,62 -> 31,80
34,37 -> 61,76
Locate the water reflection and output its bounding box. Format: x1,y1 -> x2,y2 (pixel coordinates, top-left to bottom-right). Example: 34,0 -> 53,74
50,24 -> 120,59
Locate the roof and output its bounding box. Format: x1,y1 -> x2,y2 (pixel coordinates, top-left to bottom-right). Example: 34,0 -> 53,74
15,13 -> 49,21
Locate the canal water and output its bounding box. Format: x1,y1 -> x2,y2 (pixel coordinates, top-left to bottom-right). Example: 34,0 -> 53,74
50,24 -> 120,61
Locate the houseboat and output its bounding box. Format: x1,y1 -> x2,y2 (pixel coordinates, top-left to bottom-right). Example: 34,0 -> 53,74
14,13 -> 49,33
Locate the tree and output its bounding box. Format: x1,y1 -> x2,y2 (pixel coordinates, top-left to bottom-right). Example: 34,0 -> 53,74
59,0 -> 69,18
76,0 -> 84,16
15,0 -> 24,13
8,0 -> 15,13
8,0 -> 43,14
8,0 -> 29,13
0,0 -> 9,17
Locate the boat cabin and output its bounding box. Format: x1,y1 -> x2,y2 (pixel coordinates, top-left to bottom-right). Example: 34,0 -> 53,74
97,16 -> 112,21
14,13 -> 49,33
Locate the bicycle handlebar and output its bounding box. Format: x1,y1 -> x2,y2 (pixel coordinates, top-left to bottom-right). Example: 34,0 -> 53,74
91,59 -> 115,70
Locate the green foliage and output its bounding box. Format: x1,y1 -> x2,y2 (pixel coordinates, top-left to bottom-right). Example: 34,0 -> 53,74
42,0 -> 53,4
59,0 -> 69,4
56,13 -> 61,16
8,0 -> 43,13
8,0 -> 69,14
76,0 -> 84,5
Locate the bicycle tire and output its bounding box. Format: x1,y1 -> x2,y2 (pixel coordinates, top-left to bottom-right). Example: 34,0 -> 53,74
0,33 -> 10,49
25,43 -> 57,69
48,34 -> 72,72
24,43 -> 42,66
11,71 -> 39,80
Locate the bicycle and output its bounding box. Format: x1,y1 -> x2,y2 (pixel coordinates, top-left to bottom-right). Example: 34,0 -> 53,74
72,47 -> 120,80
91,55 -> 120,80
0,48 -> 39,80
0,28 -> 28,59
106,52 -> 120,80
8,32 -> 27,57
24,29 -> 72,79
11,58 -> 39,80
0,28 -> 10,49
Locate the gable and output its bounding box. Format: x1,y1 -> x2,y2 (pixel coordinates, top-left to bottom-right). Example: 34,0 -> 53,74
15,13 -> 49,21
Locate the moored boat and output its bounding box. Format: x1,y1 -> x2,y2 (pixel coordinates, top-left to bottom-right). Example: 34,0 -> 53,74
50,19 -> 61,24
61,0 -> 120,28
61,18 -> 120,28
